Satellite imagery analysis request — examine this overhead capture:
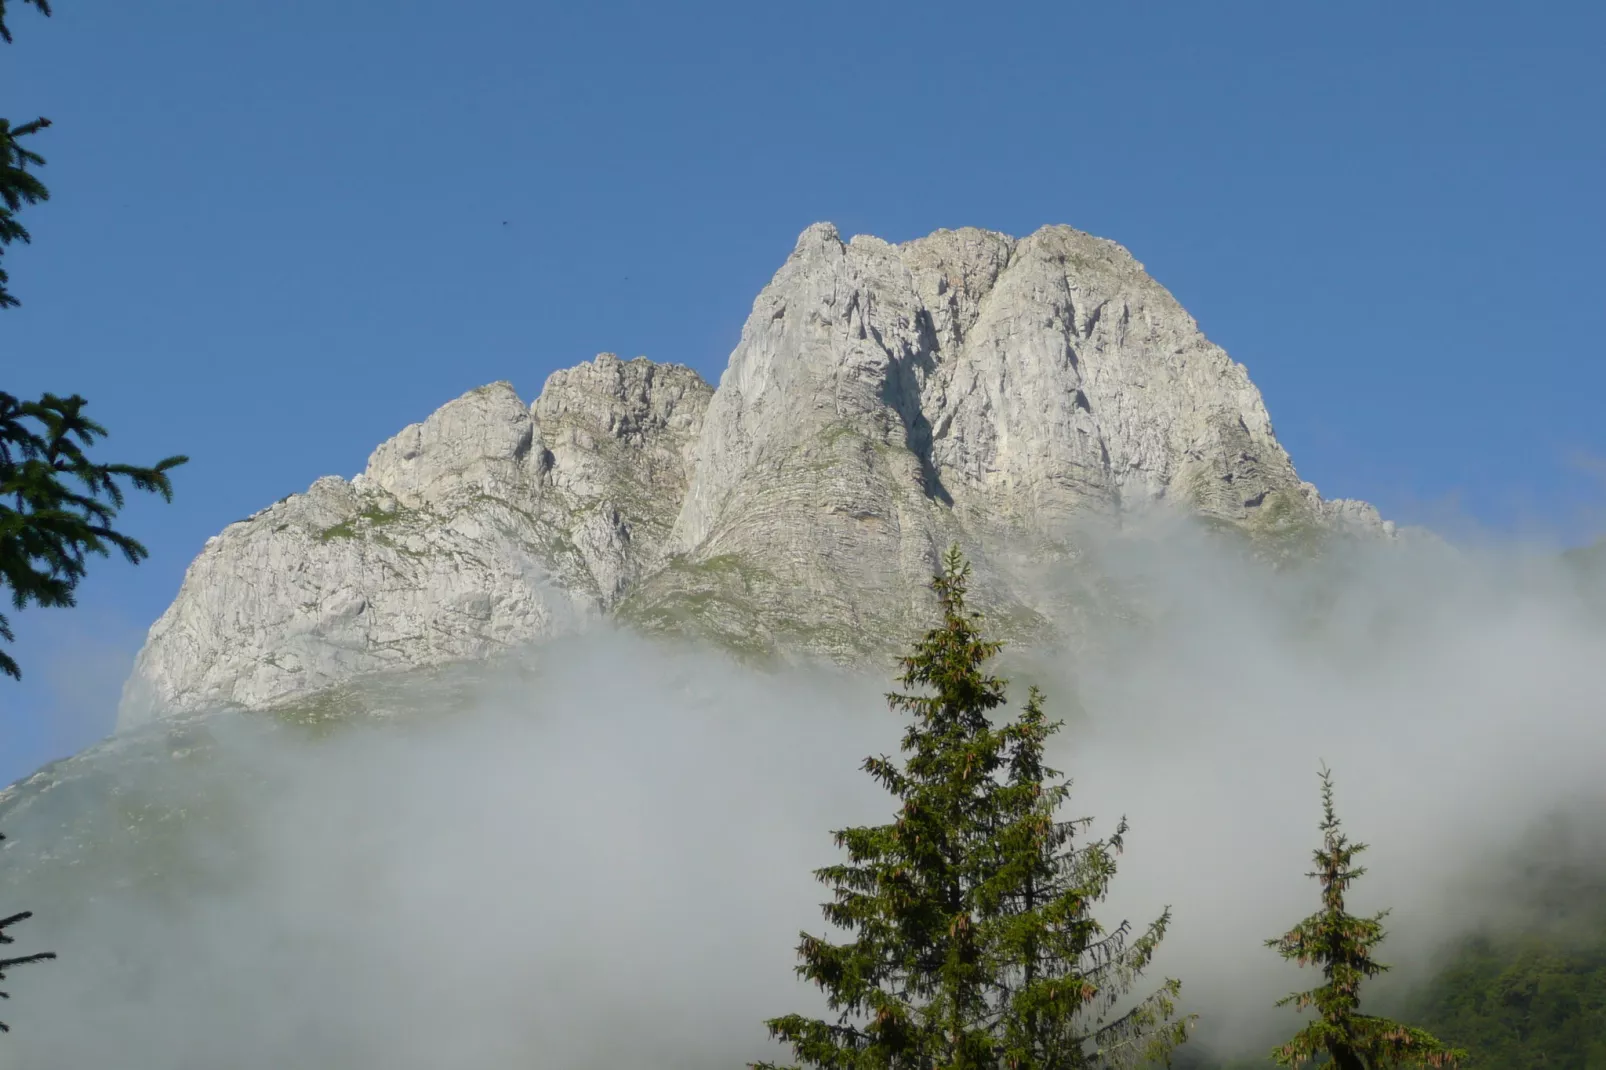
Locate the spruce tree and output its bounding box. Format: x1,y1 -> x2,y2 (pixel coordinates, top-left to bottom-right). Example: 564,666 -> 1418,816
0,3 -> 59,1033
0,0 -> 188,680
1,0 -> 53,310
755,546 -> 1192,1070
1266,766 -> 1465,1070
0,390 -> 187,679
2,0 -> 182,1030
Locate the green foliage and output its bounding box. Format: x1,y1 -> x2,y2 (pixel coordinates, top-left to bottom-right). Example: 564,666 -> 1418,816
0,0 -> 54,307
1,0 -> 189,682
0,391 -> 188,678
1266,766 -> 1466,1069
317,502 -> 404,542
0,113 -> 50,310
1405,930 -> 1606,1068
755,546 -> 1192,1070
0,0 -> 51,45
0,0 -> 60,1037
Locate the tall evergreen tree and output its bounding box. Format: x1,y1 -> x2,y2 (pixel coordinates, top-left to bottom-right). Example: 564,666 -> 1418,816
1266,766 -> 1465,1070
0,0 -> 59,1032
0,0 -> 60,1033
0,0 -> 188,681
2,0 -> 184,1030
1,0 -> 53,310
755,546 -> 1192,1070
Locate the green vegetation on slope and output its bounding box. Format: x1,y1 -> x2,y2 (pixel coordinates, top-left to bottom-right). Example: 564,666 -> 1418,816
1406,933 -> 1606,1069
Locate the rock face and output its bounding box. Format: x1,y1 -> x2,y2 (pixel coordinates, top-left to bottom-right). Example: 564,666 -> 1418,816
119,223 -> 1387,727
120,361 -> 711,724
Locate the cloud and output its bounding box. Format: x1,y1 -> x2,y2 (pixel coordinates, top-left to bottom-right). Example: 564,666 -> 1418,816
2,517 -> 1604,1067
0,606 -> 145,786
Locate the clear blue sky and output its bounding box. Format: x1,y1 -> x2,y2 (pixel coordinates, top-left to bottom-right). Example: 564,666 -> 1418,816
2,0 -> 1603,785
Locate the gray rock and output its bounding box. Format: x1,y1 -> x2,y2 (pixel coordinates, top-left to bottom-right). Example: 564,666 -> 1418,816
119,224 -> 1387,727
120,359 -> 711,726
629,223 -> 1376,657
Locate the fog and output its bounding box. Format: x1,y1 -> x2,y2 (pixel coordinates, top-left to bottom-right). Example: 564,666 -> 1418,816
1,517 -> 1603,1068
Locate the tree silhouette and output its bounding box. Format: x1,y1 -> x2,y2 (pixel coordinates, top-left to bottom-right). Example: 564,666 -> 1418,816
1,0 -> 187,1035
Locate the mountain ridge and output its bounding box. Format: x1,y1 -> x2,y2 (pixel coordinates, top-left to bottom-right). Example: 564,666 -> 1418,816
118,222 -> 1391,728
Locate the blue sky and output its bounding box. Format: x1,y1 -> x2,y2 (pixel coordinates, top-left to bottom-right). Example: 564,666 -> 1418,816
1,0 -> 1603,785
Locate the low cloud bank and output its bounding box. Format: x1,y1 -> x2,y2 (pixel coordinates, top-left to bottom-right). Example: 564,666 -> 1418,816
1018,519 -> 1606,1051
2,520 -> 1603,1068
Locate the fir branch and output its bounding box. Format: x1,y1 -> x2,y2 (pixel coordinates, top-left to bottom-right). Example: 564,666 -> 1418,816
0,0 -> 50,45
0,391 -> 188,678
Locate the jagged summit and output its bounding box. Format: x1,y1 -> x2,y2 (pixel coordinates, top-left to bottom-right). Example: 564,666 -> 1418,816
118,223 -> 1387,727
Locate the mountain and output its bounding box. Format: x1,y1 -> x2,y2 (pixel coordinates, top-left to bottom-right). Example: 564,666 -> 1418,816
117,222 -> 1390,729
13,224 -> 1606,1067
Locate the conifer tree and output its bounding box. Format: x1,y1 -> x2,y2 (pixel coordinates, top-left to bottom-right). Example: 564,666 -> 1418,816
2,0 -> 182,1032
0,0 -> 188,680
0,390 -> 188,679
755,546 -> 1192,1070
1,0 -> 54,310
1266,766 -> 1465,1070
0,4 -> 59,1032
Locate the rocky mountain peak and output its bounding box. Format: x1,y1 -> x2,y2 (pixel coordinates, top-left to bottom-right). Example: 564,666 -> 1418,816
364,381 -> 539,508
118,224 -> 1387,728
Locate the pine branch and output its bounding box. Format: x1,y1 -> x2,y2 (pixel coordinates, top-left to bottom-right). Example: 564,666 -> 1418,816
0,0 -> 50,45
0,392 -> 188,678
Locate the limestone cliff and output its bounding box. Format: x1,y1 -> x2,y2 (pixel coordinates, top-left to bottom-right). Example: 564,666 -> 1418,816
119,223 -> 1387,727
119,359 -> 710,723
